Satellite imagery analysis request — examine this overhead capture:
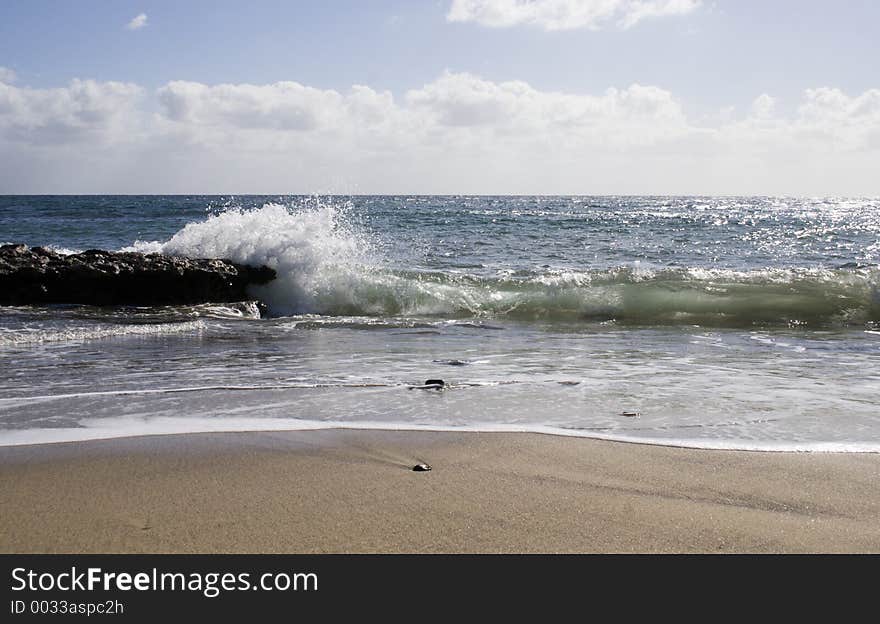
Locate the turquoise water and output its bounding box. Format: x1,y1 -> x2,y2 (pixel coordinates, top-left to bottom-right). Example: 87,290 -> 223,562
1,195 -> 879,450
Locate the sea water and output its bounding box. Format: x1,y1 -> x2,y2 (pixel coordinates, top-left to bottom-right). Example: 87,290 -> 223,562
1,195 -> 878,451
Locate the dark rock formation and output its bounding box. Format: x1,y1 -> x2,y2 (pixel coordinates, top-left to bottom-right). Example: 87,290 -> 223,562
0,244 -> 276,306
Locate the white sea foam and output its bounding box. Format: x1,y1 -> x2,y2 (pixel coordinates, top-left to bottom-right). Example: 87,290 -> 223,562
0,320 -> 205,345
1,417 -> 878,452
156,200 -> 381,316
191,301 -> 262,319
120,239 -> 164,254
45,244 -> 82,255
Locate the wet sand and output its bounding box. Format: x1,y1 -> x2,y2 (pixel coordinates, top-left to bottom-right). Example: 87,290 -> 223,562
1,430 -> 879,553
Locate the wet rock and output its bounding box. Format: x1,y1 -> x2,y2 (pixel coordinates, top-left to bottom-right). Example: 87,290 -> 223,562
409,379 -> 447,390
0,244 -> 276,308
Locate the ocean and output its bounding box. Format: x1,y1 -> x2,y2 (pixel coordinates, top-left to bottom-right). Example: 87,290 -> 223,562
1,195 -> 878,451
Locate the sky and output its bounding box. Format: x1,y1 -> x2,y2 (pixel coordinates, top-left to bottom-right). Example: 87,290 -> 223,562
0,0 -> 878,195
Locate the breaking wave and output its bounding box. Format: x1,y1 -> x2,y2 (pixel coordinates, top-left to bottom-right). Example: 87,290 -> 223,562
127,201 -> 880,327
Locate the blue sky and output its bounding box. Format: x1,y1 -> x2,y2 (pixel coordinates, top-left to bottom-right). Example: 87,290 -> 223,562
1,1 -> 878,194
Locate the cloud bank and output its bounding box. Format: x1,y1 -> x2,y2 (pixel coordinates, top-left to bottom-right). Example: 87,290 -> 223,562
0,71 -> 878,194
446,0 -> 702,30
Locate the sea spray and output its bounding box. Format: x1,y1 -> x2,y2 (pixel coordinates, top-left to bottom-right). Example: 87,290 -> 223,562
156,199 -> 380,316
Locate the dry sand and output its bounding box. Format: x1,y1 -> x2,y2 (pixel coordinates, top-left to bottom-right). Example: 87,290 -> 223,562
1,430 -> 879,553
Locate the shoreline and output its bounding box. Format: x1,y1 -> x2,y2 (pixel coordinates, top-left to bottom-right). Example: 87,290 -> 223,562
2,429 -> 879,553
2,421 -> 879,453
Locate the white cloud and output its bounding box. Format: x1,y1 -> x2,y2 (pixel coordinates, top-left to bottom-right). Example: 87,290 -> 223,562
0,79 -> 143,144
157,81 -> 346,131
446,0 -> 702,31
126,13 -> 148,31
750,94 -> 776,119
1,72 -> 879,194
0,67 -> 16,84
405,71 -> 688,148
618,0 -> 702,28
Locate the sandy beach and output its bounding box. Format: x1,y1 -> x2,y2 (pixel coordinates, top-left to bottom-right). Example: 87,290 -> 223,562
1,430 -> 878,553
